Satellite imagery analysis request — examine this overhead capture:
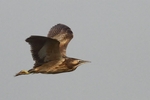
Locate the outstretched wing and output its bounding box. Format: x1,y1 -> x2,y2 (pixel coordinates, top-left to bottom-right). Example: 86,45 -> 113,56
26,36 -> 61,68
47,24 -> 73,57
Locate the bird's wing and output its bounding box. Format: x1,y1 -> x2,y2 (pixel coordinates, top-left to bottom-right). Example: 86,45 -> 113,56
47,24 -> 73,57
26,36 -> 61,67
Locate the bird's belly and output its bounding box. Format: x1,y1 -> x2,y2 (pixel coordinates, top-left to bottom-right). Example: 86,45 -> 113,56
47,66 -> 74,74
33,58 -> 76,74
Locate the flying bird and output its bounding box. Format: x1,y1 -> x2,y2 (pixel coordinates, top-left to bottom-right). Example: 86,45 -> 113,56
15,24 -> 90,76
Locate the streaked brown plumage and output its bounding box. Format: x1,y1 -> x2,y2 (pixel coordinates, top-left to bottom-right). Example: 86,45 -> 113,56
15,24 -> 90,76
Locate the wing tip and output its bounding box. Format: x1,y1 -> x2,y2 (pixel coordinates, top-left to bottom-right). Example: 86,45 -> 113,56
48,23 -> 73,37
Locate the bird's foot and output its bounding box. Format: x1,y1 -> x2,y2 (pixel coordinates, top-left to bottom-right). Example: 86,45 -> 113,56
15,70 -> 29,77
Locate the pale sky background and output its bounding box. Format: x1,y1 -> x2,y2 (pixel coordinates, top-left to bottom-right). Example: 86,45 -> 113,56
1,0 -> 150,100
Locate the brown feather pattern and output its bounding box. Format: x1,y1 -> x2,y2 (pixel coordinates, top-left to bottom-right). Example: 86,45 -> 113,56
15,24 -> 90,76
47,24 -> 73,56
26,36 -> 60,67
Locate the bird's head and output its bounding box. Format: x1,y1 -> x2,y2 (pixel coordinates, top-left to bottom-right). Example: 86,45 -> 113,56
15,70 -> 29,77
66,58 -> 91,69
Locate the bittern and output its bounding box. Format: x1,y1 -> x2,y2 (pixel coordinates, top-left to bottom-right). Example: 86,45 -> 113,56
15,24 -> 90,76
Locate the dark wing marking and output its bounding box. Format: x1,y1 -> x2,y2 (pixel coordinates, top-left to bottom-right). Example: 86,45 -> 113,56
47,24 -> 73,57
26,36 -> 61,68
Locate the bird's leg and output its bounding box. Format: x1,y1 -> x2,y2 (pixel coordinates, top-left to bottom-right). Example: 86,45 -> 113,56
15,70 -> 30,77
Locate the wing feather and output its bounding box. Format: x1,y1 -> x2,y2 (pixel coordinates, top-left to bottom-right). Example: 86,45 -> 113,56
26,36 -> 61,67
47,24 -> 73,57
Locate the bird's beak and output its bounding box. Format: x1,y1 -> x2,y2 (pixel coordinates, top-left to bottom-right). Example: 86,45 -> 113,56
79,60 -> 91,64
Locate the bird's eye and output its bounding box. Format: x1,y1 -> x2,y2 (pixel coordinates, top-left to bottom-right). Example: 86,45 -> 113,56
72,60 -> 79,64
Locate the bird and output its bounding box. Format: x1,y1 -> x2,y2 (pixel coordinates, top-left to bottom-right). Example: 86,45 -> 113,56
15,24 -> 90,76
